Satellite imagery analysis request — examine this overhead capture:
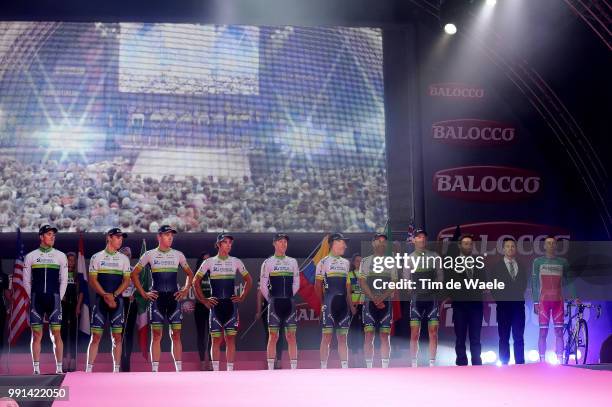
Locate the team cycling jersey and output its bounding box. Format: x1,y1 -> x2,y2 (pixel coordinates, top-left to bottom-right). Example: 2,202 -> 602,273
359,255 -> 398,298
23,247 -> 68,298
259,255 -> 300,300
316,255 -> 350,296
195,255 -> 249,299
404,250 -> 443,300
532,256 -> 571,303
89,249 -> 131,293
136,248 -> 191,293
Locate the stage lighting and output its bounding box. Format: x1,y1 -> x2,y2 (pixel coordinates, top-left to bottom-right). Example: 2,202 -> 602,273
481,350 -> 497,364
545,351 -> 560,365
568,349 -> 582,362
489,351 -> 498,363
42,125 -> 97,151
440,0 -> 493,33
440,0 -> 469,34
35,124 -> 103,164
496,361 -> 502,367
527,350 -> 539,362
444,23 -> 458,35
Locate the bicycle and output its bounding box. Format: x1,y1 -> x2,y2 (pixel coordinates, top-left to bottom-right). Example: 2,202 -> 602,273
563,300 -> 602,365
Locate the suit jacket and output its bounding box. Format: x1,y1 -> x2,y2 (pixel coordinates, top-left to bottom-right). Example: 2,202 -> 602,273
489,258 -> 528,302
446,255 -> 486,302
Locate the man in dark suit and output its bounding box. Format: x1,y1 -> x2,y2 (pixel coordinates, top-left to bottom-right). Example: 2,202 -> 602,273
490,237 -> 528,365
450,234 -> 485,366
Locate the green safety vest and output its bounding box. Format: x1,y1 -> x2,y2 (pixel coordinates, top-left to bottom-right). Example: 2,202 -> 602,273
348,269 -> 364,304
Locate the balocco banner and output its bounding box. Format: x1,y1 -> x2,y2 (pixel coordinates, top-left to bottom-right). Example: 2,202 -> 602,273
431,119 -> 516,146
428,83 -> 485,99
433,166 -> 541,201
436,221 -> 571,256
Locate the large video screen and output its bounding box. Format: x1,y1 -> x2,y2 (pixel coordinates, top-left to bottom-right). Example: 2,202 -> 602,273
0,22 -> 388,233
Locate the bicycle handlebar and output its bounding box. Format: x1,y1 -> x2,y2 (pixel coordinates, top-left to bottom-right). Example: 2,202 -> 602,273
565,300 -> 602,318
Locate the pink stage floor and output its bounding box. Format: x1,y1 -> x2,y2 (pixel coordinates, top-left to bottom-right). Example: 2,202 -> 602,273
52,364 -> 611,407
0,350 -> 422,373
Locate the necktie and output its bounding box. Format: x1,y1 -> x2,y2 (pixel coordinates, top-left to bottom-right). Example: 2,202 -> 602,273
507,260 -> 517,280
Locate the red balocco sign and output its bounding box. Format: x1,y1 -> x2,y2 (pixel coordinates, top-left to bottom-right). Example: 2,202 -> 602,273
428,83 -> 485,99
436,221 -> 570,256
433,166 -> 541,201
431,119 -> 516,146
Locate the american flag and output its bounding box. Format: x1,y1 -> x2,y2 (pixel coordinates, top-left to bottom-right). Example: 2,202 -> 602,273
9,228 -> 28,345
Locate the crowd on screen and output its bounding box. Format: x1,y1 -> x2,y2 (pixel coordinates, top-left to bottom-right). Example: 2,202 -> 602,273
0,157 -> 387,233
120,73 -> 258,97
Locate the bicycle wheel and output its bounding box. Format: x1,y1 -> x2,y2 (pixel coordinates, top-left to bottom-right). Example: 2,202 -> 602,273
576,320 -> 588,364
563,325 -> 574,364
566,320 -> 589,364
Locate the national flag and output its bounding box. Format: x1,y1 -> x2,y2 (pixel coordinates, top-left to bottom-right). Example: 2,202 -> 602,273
77,234 -> 91,335
9,228 -> 28,345
297,235 -> 329,317
447,225 -> 462,257
134,239 -> 151,359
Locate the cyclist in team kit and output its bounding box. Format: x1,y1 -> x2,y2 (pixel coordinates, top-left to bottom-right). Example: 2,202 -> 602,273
405,229 -> 444,367
193,233 -> 253,371
22,225 -> 68,374
131,225 -> 194,372
259,233 -> 300,370
359,233 -> 398,368
532,236 -> 578,363
86,228 -> 131,373
316,233 -> 353,369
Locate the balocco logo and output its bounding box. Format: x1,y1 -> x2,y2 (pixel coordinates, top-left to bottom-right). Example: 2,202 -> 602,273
433,166 -> 541,201
436,222 -> 570,256
431,119 -> 516,146
428,83 -> 485,99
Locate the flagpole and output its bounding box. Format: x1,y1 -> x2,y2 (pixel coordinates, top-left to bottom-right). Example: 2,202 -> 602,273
75,233 -> 84,372
238,303 -> 269,340
6,233 -> 15,375
75,238 -> 80,372
75,264 -> 81,371
6,286 -> 13,375
75,305 -> 80,371
384,216 -> 390,243
121,297 -> 132,353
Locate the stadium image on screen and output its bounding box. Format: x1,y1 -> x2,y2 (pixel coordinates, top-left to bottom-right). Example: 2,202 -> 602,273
0,22 -> 388,233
